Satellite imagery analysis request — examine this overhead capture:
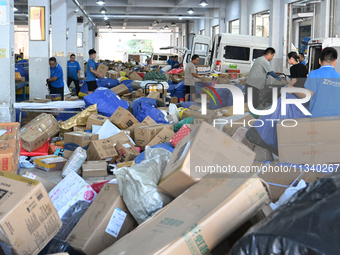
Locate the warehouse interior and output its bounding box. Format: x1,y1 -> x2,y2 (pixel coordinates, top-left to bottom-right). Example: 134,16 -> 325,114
0,0 -> 340,254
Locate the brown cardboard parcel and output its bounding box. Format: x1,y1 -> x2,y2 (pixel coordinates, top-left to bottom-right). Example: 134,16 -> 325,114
110,84 -> 129,96
142,116 -> 157,125
99,173 -> 270,255
66,183 -> 136,255
222,114 -> 254,136
126,123 -> 148,140
86,114 -> 109,131
0,172 -> 62,255
115,141 -> 140,163
159,122 -> 256,198
134,124 -> 174,148
0,123 -> 20,174
20,113 -> 60,138
182,105 -> 218,124
21,129 -> 48,152
109,106 -> 139,129
64,131 -> 99,151
97,64 -> 109,77
22,171 -> 57,193
147,127 -> 175,148
87,138 -> 118,162
129,71 -> 143,81
82,161 -> 108,178
106,70 -> 120,79
277,116 -> 340,164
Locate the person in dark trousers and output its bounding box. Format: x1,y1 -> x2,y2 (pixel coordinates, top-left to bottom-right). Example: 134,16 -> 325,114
299,52 -> 306,65
184,54 -> 203,102
67,54 -> 81,96
145,56 -> 151,65
287,51 -> 308,89
47,57 -> 64,100
85,49 -> 104,94
246,47 -> 287,108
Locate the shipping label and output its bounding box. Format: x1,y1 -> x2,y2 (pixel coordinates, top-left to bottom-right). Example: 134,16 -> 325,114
105,207 -> 127,238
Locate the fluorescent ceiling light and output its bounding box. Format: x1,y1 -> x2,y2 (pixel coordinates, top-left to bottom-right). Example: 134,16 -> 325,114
199,0 -> 208,6
164,25 -> 169,29
178,15 -> 183,20
100,7 -> 107,14
187,8 -> 195,14
96,0 -> 105,5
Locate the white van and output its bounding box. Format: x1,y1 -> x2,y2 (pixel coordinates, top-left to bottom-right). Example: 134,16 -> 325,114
307,38 -> 340,73
150,53 -> 177,67
187,34 -> 269,74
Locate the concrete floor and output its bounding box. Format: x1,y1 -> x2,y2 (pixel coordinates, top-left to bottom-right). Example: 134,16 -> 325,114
20,167 -> 116,185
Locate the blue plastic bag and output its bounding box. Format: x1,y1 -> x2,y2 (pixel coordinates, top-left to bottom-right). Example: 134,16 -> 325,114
180,101 -> 200,108
96,78 -> 120,88
254,93 -> 309,151
134,102 -> 169,124
170,81 -> 187,99
130,97 -> 157,113
121,79 -> 134,92
134,143 -> 175,164
15,64 -> 29,81
84,88 -> 129,117
79,81 -> 88,94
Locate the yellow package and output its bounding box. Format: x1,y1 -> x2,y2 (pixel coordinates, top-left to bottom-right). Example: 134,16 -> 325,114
59,104 -> 98,130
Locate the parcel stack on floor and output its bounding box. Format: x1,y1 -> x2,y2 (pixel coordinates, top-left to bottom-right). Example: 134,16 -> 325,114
2,60 -> 337,255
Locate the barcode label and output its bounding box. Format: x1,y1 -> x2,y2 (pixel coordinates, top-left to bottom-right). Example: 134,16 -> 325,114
23,173 -> 37,180
105,207 -> 127,238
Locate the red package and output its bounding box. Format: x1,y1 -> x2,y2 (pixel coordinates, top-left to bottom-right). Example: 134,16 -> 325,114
170,124 -> 192,147
168,69 -> 184,74
20,138 -> 51,157
91,180 -> 110,194
137,72 -> 145,79
48,143 -> 64,155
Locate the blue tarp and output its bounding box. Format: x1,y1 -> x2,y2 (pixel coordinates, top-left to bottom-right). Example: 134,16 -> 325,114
133,102 -> 169,124
15,64 -> 29,81
120,79 -> 134,92
96,78 -> 120,88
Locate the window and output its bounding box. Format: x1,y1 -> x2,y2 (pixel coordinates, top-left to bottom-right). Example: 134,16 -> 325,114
212,25 -> 219,39
153,55 -> 158,61
224,46 -> 250,61
252,11 -> 270,37
194,43 -> 209,57
159,55 -> 168,61
253,49 -> 265,60
200,29 -> 205,35
229,19 -> 239,34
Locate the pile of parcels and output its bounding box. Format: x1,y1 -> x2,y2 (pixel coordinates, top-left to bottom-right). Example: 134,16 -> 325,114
0,97 -> 339,255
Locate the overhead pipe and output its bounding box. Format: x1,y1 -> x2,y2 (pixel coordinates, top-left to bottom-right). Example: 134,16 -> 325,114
72,0 -> 97,30
89,14 -> 218,20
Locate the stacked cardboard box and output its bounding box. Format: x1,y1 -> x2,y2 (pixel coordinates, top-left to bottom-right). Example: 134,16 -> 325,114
0,123 -> 20,174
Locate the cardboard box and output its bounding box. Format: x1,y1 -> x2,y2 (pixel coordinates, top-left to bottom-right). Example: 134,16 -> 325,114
0,123 -> 20,174
182,105 -> 218,124
159,122 -> 256,198
254,145 -> 274,162
231,127 -> 254,150
170,124 -> 192,147
100,173 -> 270,255
222,114 -> 254,136
86,114 -> 109,131
63,149 -> 73,159
196,65 -> 210,74
97,64 -> 109,77
128,71 -> 143,81
106,70 -> 120,79
109,107 -> 139,129
49,171 -> 97,218
110,84 -> 129,96
87,138 -> 118,162
82,161 -> 108,178
21,129 -> 48,152
73,126 -> 86,132
115,141 -> 140,163
147,127 -> 175,148
142,116 -> 157,125
126,123 -> 148,140
33,155 -> 68,172
64,131 -> 99,151
277,116 -> 340,164
66,183 -> 136,255
22,171 -> 57,193
116,161 -> 134,168
0,172 -> 62,255
147,91 -> 160,99
20,113 -> 60,138
170,97 -> 178,104
134,124 -> 174,148
143,65 -> 150,72
132,55 -> 140,62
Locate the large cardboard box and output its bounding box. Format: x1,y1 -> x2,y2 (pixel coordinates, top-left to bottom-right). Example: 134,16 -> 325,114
86,114 -> 109,131
49,171 -> 97,218
66,183 -> 136,255
147,127 -> 175,148
33,155 -> 68,172
142,116 -> 157,125
196,65 -> 210,74
64,131 -> 99,151
132,55 -> 140,62
97,64 -> 109,77
159,122 -> 256,198
87,138 -> 118,161
99,173 -> 270,255
0,123 -> 20,174
21,129 -> 48,152
147,91 -> 160,99
134,124 -> 173,148
182,105 -> 218,124
73,126 -> 86,132
129,71 -> 143,81
0,172 -> 62,255
110,84 -> 129,96
115,141 -> 140,163
277,116 -> 340,164
109,107 -> 139,129
126,123 -> 148,140
20,113 -> 60,138
22,171 -> 57,193
82,161 -> 108,178
106,70 -> 120,79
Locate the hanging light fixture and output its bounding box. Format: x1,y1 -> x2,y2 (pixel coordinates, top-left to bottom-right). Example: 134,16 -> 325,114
164,25 -> 169,29
103,16 -> 109,20
106,23 -> 110,27
199,0 -> 208,6
187,8 -> 195,14
170,21 -> 176,27
178,15 -> 183,20
100,7 -> 107,14
96,0 -> 105,5
13,6 -> 18,11
108,26 -> 112,31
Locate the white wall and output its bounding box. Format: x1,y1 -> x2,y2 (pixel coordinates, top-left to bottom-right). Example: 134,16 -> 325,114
14,25 -> 29,57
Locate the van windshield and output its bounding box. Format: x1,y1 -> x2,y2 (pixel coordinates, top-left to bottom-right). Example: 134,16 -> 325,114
194,43 -> 209,57
224,46 -> 250,61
